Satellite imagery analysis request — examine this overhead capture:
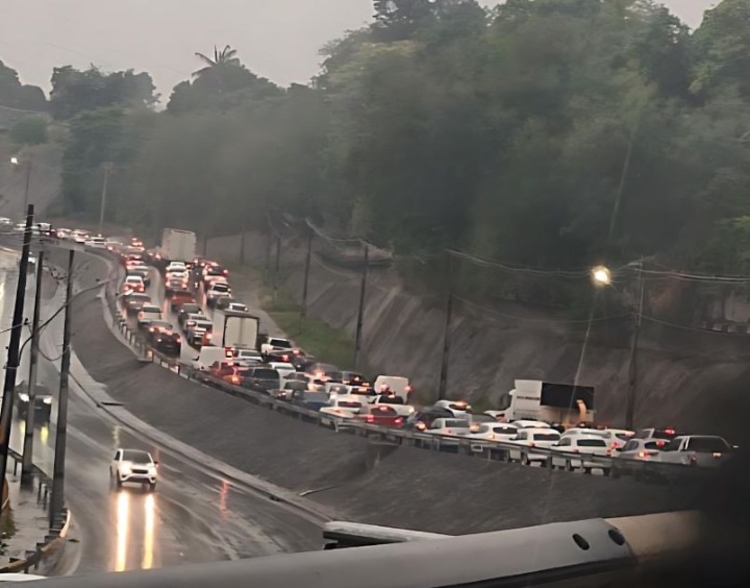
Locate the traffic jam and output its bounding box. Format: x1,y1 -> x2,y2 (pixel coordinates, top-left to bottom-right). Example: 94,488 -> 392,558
55,226 -> 738,480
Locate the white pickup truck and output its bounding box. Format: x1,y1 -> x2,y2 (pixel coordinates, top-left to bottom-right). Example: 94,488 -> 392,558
656,435 -> 734,468
260,337 -> 294,357
368,394 -> 415,418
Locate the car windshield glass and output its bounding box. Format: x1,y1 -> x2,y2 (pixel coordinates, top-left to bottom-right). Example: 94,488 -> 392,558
252,369 -> 279,379
270,339 -> 292,348
577,439 -> 606,447
338,401 -> 362,409
689,437 -> 730,453
644,441 -> 664,451
121,450 -> 151,463
492,426 -> 518,435
444,419 -> 470,428
212,284 -> 230,292
534,434 -> 561,441
379,396 -> 404,404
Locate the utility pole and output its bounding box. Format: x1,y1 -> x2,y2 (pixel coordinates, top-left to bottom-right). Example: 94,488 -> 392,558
239,229 -> 246,265
625,261 -> 644,430
353,244 -> 369,370
21,247 -> 44,483
23,161 -> 32,213
273,236 -> 281,304
50,249 -> 74,530
437,252 -> 454,401
300,231 -> 313,321
98,162 -> 114,236
0,204 -> 34,489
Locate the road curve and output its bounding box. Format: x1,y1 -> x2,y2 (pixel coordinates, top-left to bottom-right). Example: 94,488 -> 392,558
0,248 -> 322,576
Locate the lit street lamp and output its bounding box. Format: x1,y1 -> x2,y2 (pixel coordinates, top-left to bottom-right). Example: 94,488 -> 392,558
591,265 -> 612,287
10,156 -> 33,213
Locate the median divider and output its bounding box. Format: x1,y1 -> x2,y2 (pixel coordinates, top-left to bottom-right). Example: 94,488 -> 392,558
93,247 -> 720,484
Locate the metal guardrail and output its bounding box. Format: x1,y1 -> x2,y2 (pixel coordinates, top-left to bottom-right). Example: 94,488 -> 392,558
92,247 -> 722,483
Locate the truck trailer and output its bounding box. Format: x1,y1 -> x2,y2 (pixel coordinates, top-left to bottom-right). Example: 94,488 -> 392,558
492,379 -> 595,426
158,228 -> 197,265
212,310 -> 260,351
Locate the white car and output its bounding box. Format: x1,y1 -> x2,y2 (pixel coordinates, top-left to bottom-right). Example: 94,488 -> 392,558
165,262 -> 187,273
121,275 -> 145,293
372,375 -> 412,401
268,362 -> 296,380
234,348 -> 263,364
561,427 -> 604,439
206,282 -> 232,306
86,236 -> 107,248
433,399 -> 472,417
110,448 -> 158,490
226,302 -> 249,313
464,423 -> 519,442
512,420 -> 551,430
611,438 -> 666,478
507,428 -> 561,465
369,394 -> 416,418
137,304 -> 163,328
425,418 -> 472,440
656,435 -> 734,468
319,395 -> 367,420
261,337 -> 294,356
596,428 -> 635,450
549,434 -> 611,474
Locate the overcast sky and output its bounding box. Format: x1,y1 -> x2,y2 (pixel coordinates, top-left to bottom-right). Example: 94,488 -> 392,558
0,0 -> 719,102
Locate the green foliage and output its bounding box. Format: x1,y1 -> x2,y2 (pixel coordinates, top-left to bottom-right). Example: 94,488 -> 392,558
9,116 -> 48,145
49,66 -> 157,120
0,60 -> 47,111
46,0 -> 750,279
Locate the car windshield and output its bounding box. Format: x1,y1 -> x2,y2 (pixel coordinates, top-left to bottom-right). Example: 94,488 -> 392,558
492,426 -> 518,435
121,450 -> 151,463
379,396 -> 404,405
338,401 -> 362,409
443,419 -> 470,428
270,339 -> 292,348
534,434 -> 561,442
577,439 -> 607,447
149,321 -> 172,330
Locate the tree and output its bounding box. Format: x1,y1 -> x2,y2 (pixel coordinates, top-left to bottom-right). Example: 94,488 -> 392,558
49,66 -> 157,120
372,0 -> 436,41
9,116 -> 48,145
0,60 -> 47,111
193,45 -> 241,77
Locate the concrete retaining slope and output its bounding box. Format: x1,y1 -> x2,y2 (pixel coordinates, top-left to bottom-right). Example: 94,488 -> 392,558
63,252 -> 699,534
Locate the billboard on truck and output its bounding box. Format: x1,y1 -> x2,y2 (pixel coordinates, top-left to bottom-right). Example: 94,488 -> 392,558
160,228 -> 197,263
213,310 -> 260,350
495,380 -> 595,425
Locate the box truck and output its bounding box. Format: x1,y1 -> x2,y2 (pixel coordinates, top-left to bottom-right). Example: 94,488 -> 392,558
158,228 -> 197,264
212,310 -> 260,351
490,380 -> 595,426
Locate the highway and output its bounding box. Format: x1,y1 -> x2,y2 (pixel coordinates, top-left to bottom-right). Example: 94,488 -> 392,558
0,247 -> 321,576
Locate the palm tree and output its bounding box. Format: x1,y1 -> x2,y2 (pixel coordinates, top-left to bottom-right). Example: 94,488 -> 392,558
193,45 -> 241,77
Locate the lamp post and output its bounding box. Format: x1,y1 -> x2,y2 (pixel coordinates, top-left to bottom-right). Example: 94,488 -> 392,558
10,156 -> 32,213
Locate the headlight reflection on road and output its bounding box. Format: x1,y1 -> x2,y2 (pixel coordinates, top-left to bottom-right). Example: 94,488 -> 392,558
115,492 -> 130,572
142,494 -> 155,570
40,424 -> 49,446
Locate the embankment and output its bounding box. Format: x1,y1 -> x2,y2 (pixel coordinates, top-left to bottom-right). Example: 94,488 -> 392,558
61,250 -> 698,535
205,232 -> 750,438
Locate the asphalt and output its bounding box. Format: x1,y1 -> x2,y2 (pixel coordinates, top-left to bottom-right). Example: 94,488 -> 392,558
3,248 -> 322,576
43,247 -> 702,538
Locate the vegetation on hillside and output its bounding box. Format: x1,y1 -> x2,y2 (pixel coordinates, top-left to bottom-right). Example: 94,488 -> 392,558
4,0 -> 750,276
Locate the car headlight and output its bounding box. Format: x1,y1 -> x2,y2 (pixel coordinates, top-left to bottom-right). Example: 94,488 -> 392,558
43,397 -> 52,405
18,393 -> 29,403
121,464 -> 132,475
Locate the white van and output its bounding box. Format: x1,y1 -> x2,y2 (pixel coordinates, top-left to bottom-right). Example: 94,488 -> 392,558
373,375 -> 412,401
191,345 -> 234,371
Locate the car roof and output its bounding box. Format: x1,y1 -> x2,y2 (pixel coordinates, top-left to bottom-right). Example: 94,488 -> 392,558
572,434 -> 606,442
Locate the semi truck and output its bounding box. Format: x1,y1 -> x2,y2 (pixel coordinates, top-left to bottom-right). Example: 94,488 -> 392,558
211,310 -> 260,351
490,380 -> 595,426
158,228 -> 197,264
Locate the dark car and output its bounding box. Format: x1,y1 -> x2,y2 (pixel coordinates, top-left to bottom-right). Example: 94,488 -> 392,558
327,371 -> 370,388
240,367 -> 281,393
404,408 -> 454,432
178,303 -> 203,327
15,382 -> 52,422
290,390 -> 329,411
269,381 -> 308,401
214,295 -> 234,310
145,321 -> 181,356
186,319 -> 213,347
122,293 -> 152,315
292,354 -> 315,372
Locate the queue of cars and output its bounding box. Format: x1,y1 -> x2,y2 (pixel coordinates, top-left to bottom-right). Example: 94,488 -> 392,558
96,234 -> 739,479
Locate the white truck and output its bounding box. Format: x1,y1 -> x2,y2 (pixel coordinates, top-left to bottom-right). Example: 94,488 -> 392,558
159,228 -> 197,264
212,310 -> 260,351
491,380 -> 595,427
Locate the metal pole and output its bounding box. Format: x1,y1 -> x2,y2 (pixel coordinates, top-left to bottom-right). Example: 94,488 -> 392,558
273,236 -> 281,304
50,249 -> 74,529
300,231 -> 313,320
21,248 -> 44,482
353,245 -> 369,370
437,252 -> 454,401
23,162 -> 32,213
0,204 -> 34,488
98,163 -> 113,236
239,229 -> 246,265
625,262 -> 644,429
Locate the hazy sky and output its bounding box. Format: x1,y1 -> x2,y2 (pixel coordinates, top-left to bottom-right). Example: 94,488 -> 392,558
1,1 -> 720,102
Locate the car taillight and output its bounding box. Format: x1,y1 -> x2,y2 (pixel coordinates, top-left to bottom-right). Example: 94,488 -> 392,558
282,355 -> 289,362
712,452 -> 722,458
665,427 -> 675,435
395,418 -> 403,425
175,336 -> 181,343
416,422 -> 426,431
405,385 -> 413,394
230,376 -> 240,385
365,415 -> 375,423
529,442 -> 536,448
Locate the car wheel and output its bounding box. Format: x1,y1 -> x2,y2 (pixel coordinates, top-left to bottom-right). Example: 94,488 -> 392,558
565,460 -> 574,472
583,467 -> 592,475
601,468 -> 611,477
149,482 -> 157,492
116,476 -> 123,488
521,453 -> 530,466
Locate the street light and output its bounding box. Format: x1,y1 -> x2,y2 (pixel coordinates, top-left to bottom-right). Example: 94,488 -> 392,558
591,265 -> 612,287
10,155 -> 32,212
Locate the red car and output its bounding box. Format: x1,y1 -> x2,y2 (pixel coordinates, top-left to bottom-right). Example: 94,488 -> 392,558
355,405 -> 404,428
169,290 -> 196,311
